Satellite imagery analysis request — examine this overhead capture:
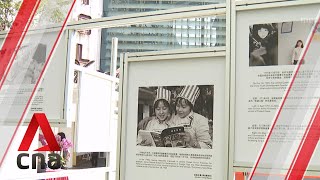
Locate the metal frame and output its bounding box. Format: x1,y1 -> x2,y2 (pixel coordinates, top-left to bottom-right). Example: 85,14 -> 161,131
230,0 -> 320,178
226,0 -> 233,179
117,47 -> 229,180
54,29 -> 70,125
127,46 -> 225,61
64,29 -> 76,128
66,4 -> 226,30
0,24 -> 65,37
116,52 -> 128,180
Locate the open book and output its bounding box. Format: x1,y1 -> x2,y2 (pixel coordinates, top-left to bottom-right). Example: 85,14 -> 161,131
137,126 -> 186,147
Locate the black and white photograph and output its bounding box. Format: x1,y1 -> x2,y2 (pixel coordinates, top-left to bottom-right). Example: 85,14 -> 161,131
249,21 -> 313,66
249,23 -> 279,66
6,43 -> 47,84
136,85 -> 214,149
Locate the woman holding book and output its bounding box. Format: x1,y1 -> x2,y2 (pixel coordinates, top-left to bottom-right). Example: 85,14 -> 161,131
172,85 -> 212,149
144,87 -> 174,132
137,87 -> 174,146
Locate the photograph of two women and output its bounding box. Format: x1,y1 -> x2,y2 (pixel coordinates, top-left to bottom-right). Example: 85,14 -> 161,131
137,85 -> 214,149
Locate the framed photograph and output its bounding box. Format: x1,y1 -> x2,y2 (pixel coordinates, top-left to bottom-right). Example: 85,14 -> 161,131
137,85 -> 214,149
281,22 -> 293,33
249,23 -> 279,66
117,47 -> 228,180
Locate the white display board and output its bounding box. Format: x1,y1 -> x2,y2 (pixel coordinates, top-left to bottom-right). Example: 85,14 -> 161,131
118,48 -> 228,180
0,30 -> 68,123
234,3 -> 320,170
75,71 -> 113,152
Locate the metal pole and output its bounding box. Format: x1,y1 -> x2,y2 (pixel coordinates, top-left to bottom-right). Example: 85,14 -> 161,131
111,37 -> 118,77
110,37 -> 118,180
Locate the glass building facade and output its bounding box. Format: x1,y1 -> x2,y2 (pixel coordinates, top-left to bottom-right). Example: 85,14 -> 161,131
100,0 -> 226,72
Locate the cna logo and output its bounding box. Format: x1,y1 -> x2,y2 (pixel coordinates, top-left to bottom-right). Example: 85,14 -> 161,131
17,113 -> 62,170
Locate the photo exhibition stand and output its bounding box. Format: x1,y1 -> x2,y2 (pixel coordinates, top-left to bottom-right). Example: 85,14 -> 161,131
231,0 -> 320,178
117,47 -> 229,180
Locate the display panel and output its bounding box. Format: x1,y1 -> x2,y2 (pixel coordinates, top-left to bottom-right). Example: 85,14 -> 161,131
120,49 -> 227,180
0,31 -> 67,123
234,3 -> 320,169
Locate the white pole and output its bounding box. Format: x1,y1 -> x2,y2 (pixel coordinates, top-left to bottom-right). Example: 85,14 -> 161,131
111,37 -> 118,77
109,37 -> 118,180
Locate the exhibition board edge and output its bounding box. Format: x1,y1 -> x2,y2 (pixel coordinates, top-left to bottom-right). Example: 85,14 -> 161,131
127,47 -> 226,62
117,48 -> 228,180
233,166 -> 320,177
226,0 -> 233,179
117,52 -> 129,180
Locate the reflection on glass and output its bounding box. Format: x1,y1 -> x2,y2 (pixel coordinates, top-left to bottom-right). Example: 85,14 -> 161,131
103,0 -> 225,17
100,16 -> 226,72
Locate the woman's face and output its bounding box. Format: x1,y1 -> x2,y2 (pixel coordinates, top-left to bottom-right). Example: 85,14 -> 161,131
258,28 -> 269,39
297,41 -> 302,47
155,101 -> 170,121
176,99 -> 191,118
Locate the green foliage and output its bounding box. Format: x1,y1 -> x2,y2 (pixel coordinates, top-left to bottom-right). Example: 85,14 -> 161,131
0,0 -> 21,30
0,0 -> 69,30
35,0 -> 69,24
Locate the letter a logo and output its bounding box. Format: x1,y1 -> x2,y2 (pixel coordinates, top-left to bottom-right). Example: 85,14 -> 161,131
18,113 -> 60,151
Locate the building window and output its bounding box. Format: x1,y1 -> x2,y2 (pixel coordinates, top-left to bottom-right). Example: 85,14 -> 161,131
77,14 -> 92,35
78,14 -> 91,21
76,43 -> 83,62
